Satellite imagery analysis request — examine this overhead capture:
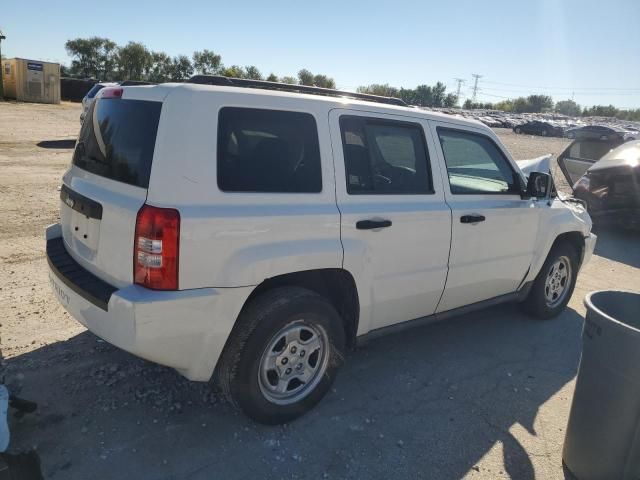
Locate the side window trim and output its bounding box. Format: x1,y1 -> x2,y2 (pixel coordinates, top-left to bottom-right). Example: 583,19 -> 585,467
436,126 -> 523,196
339,114 -> 435,195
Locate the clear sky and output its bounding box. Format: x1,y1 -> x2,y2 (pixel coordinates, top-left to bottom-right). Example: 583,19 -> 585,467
2,0 -> 639,108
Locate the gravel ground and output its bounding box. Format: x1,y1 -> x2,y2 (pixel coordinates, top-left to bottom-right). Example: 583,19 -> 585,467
0,101 -> 638,479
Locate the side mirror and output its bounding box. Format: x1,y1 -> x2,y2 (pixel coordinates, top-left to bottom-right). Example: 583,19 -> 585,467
526,172 -> 551,199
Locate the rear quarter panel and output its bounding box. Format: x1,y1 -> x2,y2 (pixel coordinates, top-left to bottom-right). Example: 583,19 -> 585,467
146,85 -> 342,289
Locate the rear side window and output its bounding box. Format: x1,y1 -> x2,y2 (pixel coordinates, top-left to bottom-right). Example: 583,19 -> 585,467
73,99 -> 161,188
340,116 -> 432,194
217,108 -> 322,193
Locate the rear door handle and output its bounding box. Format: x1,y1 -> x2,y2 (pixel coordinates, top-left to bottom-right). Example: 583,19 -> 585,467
460,214 -> 486,224
356,219 -> 392,230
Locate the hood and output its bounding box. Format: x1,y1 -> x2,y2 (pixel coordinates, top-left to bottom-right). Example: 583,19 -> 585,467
516,154 -> 552,175
589,140 -> 640,172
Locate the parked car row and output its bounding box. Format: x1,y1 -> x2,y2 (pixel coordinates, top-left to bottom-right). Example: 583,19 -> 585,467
427,107 -> 640,140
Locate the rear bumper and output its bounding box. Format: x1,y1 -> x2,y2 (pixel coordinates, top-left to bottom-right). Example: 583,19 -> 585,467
46,224 -> 252,381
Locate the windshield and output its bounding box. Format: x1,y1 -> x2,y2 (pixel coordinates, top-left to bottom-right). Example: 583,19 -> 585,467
72,98 -> 161,188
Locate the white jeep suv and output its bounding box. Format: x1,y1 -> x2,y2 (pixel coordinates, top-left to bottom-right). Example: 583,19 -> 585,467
47,77 -> 596,424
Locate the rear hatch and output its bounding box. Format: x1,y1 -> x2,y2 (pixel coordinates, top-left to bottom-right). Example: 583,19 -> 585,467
60,87 -> 163,288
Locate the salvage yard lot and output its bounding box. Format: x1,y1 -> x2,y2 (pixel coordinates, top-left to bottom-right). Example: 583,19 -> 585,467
1,101 -> 638,479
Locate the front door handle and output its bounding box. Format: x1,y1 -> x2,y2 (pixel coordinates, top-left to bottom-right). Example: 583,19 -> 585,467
460,214 -> 486,224
356,219 -> 392,230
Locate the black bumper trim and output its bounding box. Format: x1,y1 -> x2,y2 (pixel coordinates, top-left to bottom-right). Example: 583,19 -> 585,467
47,237 -> 117,311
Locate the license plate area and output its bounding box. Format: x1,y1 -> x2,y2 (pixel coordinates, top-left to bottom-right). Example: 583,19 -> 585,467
70,209 -> 101,250
60,185 -> 103,260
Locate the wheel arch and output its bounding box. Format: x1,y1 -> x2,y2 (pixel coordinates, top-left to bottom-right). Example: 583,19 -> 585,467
529,230 -> 586,282
234,269 -> 360,350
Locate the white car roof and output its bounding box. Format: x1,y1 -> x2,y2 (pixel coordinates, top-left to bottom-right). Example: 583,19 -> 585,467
121,82 -> 489,131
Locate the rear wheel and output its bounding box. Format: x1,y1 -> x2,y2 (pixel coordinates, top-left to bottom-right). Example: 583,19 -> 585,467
522,242 -> 579,319
215,287 -> 345,424
515,127 -> 522,134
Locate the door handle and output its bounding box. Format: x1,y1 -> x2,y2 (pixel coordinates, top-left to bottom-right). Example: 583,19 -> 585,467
460,214 -> 486,224
356,219 -> 392,230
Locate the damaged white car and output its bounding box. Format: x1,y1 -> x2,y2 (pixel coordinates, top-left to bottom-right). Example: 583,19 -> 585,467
46,78 -> 596,423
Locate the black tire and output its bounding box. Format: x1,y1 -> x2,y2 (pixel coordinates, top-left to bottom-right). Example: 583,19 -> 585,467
515,127 -> 522,134
541,129 -> 548,136
521,242 -> 580,319
215,287 -> 345,424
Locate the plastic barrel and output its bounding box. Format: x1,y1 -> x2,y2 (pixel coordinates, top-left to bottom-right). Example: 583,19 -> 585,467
563,290 -> 640,480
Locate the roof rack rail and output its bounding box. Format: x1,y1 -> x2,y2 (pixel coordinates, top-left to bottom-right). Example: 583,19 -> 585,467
186,75 -> 408,107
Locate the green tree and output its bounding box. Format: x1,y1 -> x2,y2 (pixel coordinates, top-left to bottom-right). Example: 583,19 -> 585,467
97,39 -> 118,80
357,84 -> 399,97
512,97 -> 529,113
582,104 -> 619,117
168,55 -> 194,81
555,99 -> 581,116
298,69 -> 314,86
280,76 -> 298,85
266,73 -> 279,82
146,51 -> 172,82
526,94 -> 554,113
221,65 -> 245,78
192,49 -> 223,75
244,65 -> 263,80
494,99 -> 514,112
443,93 -> 458,108
65,37 -> 115,78
313,74 -> 336,89
117,42 -> 152,80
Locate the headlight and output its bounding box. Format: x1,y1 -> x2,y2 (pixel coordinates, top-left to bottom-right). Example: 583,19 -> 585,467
574,175 -> 590,191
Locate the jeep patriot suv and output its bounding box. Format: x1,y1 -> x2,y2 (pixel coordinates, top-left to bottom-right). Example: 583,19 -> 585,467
47,77 -> 596,423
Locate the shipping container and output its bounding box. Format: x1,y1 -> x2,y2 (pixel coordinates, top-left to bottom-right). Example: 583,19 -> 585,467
2,58 -> 60,104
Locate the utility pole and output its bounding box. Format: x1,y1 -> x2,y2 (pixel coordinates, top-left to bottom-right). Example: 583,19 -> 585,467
0,30 -> 5,99
454,78 -> 465,106
471,73 -> 482,102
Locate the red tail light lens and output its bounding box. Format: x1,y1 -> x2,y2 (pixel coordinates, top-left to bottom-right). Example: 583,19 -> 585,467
101,87 -> 123,99
134,204 -> 180,290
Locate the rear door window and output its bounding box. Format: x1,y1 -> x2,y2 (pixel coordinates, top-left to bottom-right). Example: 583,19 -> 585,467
339,115 -> 432,194
72,98 -> 162,188
217,107 -> 322,193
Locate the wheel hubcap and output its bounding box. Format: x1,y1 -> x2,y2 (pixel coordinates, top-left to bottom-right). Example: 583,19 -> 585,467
544,256 -> 572,307
258,321 -> 329,405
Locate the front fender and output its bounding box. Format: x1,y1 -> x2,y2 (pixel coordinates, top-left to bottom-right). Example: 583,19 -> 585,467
526,199 -> 592,283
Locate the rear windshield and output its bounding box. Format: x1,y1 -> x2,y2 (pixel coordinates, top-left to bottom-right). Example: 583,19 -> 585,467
72,98 -> 161,188
86,84 -> 106,99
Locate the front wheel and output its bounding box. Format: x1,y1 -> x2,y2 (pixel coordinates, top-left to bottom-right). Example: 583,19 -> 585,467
215,287 -> 345,424
521,242 -> 579,319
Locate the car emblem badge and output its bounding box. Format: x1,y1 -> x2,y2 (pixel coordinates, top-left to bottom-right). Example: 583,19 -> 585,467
65,197 -> 75,208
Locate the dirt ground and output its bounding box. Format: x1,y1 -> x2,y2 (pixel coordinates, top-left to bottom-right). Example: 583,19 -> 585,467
0,101 -> 638,480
